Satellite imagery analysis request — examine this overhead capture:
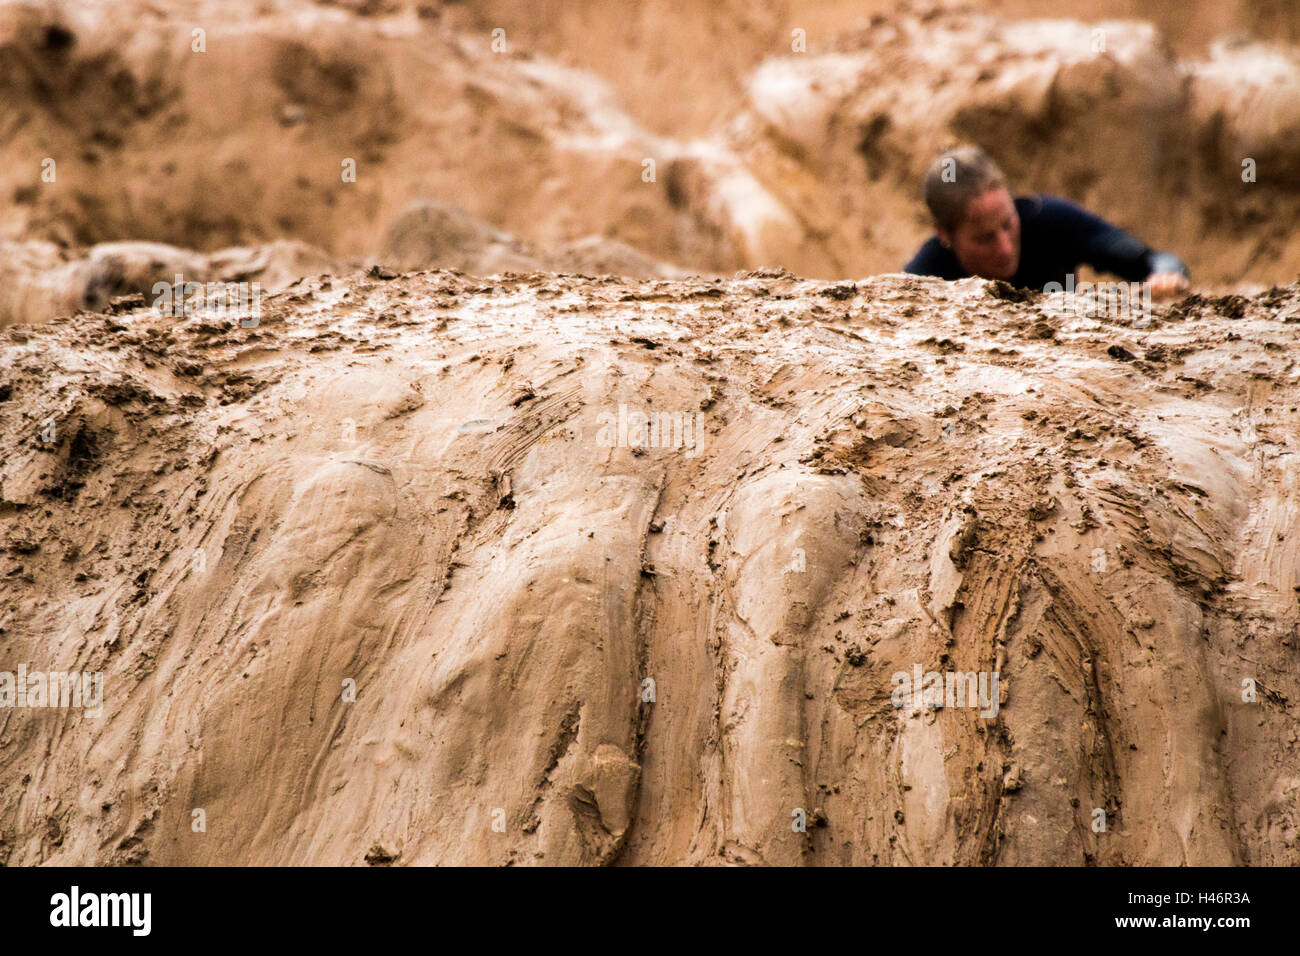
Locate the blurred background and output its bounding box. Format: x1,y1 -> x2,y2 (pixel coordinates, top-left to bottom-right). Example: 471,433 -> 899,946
2,0 -> 1298,324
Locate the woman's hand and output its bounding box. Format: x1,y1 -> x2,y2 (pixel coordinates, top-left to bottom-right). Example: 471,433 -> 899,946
1146,271 -> 1190,300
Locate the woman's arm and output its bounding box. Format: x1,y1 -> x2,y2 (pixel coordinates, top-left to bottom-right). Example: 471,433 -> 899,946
1040,195 -> 1190,297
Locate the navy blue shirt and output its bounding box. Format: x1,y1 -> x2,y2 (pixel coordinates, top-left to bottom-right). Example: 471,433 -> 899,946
904,194 -> 1187,290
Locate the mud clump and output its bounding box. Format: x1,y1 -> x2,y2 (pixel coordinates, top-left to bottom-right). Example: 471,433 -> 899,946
1,238 -> 343,327
381,200 -> 679,279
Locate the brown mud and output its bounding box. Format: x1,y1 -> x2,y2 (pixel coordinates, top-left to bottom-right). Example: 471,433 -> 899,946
1,268 -> 1297,864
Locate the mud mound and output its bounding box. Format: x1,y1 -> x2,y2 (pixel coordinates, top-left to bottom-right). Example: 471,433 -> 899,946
381,200 -> 680,279
0,238 -> 343,327
381,200 -> 528,273
546,235 -> 680,279
2,270 -> 1298,865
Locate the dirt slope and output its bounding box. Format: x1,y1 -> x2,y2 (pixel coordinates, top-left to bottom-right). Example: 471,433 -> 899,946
2,269 -> 1297,865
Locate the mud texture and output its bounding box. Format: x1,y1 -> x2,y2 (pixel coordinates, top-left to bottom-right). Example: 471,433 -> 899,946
2,269 -> 1298,865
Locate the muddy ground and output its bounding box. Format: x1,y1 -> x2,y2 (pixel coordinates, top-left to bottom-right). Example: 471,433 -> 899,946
1,268 -> 1297,865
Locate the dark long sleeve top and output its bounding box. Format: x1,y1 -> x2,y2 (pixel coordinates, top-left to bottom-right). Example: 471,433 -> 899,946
903,194 -> 1188,289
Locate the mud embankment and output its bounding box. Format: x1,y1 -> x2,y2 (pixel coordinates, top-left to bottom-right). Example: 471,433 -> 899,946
1,269 -> 1297,865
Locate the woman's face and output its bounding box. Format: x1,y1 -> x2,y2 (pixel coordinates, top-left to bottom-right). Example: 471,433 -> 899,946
940,187 -> 1021,281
